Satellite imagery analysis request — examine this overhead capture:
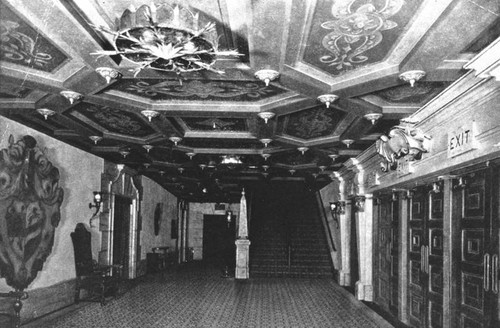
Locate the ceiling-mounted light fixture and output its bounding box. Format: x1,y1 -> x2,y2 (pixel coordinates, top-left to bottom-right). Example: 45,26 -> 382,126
260,138 -> 272,147
317,94 -> 339,109
141,110 -> 159,122
89,136 -> 102,145
257,111 -> 276,124
60,90 -> 83,104
91,4 -> 241,77
169,136 -> 182,146
36,108 -> 55,120
289,169 -> 296,175
364,113 -> 383,125
297,147 -> 309,155
199,164 -> 207,170
319,165 -> 327,172
144,163 -> 151,169
119,149 -> 130,158
262,165 -> 270,172
143,144 -> 153,153
261,153 -> 271,161
95,67 -> 121,84
186,152 -> 195,160
255,69 -> 279,86
329,154 -> 339,161
399,70 -> 426,87
342,139 -> 354,148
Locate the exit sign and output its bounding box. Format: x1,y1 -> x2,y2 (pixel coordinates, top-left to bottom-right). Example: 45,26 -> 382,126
448,123 -> 476,158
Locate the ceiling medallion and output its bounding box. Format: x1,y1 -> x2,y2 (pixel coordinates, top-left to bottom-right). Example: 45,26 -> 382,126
399,70 -> 426,87
297,147 -> 309,155
60,90 -> 83,104
89,136 -> 102,144
36,108 -> 55,120
317,94 -> 339,108
169,136 -> 182,146
342,139 -> 354,148
141,110 -> 159,122
95,67 -> 121,84
364,113 -> 383,125
254,69 -> 280,86
260,138 -> 272,147
257,111 -> 276,124
91,4 -> 240,77
143,144 -> 153,153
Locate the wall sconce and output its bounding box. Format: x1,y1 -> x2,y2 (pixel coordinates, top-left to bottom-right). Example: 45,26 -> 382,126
430,182 -> 441,194
354,196 -> 366,212
89,191 -> 103,216
226,210 -> 233,223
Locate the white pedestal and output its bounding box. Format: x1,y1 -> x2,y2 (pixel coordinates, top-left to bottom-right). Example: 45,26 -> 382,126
235,239 -> 251,279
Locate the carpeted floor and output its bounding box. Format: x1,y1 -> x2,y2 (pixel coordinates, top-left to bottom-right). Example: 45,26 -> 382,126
24,263 -> 393,328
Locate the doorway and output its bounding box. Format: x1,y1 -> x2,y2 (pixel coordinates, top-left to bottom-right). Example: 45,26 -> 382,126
113,195 -> 132,278
203,215 -> 235,268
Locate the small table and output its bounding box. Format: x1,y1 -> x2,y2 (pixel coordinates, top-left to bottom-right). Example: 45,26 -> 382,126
147,247 -> 170,273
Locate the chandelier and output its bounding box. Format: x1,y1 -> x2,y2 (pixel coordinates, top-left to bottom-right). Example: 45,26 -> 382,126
91,4 -> 241,77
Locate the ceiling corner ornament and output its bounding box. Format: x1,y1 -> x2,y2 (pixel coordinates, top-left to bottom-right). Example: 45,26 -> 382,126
257,111 -> 276,124
169,136 -> 182,146
254,69 -> 280,86
90,4 -> 241,77
376,126 -> 432,172
342,139 -> 354,148
60,90 -> 83,104
89,136 -> 102,144
297,147 -> 309,155
141,109 -> 159,122
96,67 -> 121,84
36,108 -> 55,120
364,112 -> 383,125
399,70 -> 426,87
317,94 -> 339,108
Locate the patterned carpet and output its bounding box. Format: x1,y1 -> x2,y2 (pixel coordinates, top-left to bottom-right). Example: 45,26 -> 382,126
24,263 -> 393,328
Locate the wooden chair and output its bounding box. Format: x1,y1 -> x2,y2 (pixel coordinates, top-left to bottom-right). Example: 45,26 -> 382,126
70,223 -> 122,306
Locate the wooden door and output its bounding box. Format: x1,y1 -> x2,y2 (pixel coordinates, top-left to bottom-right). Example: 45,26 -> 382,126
375,195 -> 399,317
453,165 -> 499,328
408,183 -> 444,328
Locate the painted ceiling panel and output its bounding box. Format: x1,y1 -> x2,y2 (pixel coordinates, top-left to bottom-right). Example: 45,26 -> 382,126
181,117 -> 247,132
282,106 -> 346,140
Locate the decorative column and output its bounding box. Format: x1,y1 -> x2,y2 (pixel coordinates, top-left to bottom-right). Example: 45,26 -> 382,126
235,189 -> 251,279
355,194 -> 374,302
337,176 -> 351,286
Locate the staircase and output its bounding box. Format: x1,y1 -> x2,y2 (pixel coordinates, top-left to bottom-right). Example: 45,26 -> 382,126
249,183 -> 333,278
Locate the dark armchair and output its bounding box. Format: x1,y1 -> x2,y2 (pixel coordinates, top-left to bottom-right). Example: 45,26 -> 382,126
70,223 -> 122,306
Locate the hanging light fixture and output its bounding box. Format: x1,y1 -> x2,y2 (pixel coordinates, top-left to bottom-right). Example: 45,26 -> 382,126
297,147 -> 309,155
261,153 -> 271,161
169,136 -> 182,146
119,149 -> 130,158
317,94 -> 339,108
89,136 -> 102,144
329,153 -> 339,161
186,152 -> 195,160
141,110 -> 159,122
364,113 -> 383,125
143,144 -> 153,153
36,108 -> 55,120
257,111 -> 276,124
60,90 -> 83,104
262,165 -> 270,172
342,139 -> 354,148
289,169 -> 296,175
254,69 -> 280,86
95,67 -> 121,84
399,70 -> 426,87
260,138 -> 272,147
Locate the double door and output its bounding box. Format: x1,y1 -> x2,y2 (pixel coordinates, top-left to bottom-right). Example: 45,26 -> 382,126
408,183 -> 444,328
452,164 -> 499,328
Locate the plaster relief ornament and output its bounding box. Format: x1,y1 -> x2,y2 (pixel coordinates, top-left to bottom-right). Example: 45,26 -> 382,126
376,125 -> 431,171
90,3 -> 241,77
0,135 -> 64,290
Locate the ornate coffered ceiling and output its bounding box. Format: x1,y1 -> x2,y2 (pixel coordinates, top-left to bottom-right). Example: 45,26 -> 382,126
1,0 -> 499,202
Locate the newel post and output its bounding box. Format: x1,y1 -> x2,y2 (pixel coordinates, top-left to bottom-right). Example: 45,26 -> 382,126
235,189 -> 251,279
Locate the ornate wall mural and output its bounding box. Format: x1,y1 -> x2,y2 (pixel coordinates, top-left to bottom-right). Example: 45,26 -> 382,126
303,0 -> 421,74
0,135 -> 64,290
0,3 -> 68,72
283,106 -> 346,140
70,103 -> 156,137
111,79 -> 287,101
182,117 -> 247,132
372,82 -> 449,104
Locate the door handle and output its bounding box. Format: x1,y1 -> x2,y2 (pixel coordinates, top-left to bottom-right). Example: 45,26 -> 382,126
484,253 -> 490,291
421,245 -> 425,272
492,254 -> 499,294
